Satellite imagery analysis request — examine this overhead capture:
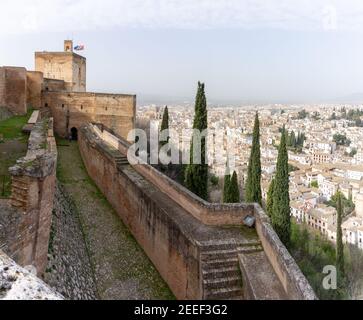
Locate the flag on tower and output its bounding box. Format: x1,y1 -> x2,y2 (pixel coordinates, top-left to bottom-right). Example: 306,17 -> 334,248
74,44 -> 85,51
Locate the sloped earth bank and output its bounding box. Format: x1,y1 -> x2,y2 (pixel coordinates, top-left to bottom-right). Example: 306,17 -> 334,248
49,139 -> 174,300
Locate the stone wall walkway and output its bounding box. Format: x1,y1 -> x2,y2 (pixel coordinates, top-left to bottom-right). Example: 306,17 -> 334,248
44,184 -> 98,300
51,140 -> 173,300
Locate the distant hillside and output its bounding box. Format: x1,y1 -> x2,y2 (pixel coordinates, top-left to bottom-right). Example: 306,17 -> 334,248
333,93 -> 363,104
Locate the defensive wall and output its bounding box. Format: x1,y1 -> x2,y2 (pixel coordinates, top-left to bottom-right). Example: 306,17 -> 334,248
26,71 -> 43,109
0,67 -> 43,113
0,113 -> 57,276
42,91 -> 136,140
35,51 -> 86,92
43,78 -> 66,92
78,123 -> 317,300
0,67 -> 27,114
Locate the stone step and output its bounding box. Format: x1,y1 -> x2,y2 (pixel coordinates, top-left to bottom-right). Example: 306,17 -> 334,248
202,257 -> 239,270
201,244 -> 263,261
116,164 -> 129,170
10,192 -> 28,202
204,286 -> 243,300
201,248 -> 239,260
198,240 -> 261,252
11,186 -> 28,196
203,276 -> 241,290
115,156 -> 129,166
10,198 -> 27,208
116,161 -> 129,165
12,175 -> 29,182
12,178 -> 29,187
11,183 -> 28,191
237,245 -> 263,254
10,196 -> 27,204
202,266 -> 240,280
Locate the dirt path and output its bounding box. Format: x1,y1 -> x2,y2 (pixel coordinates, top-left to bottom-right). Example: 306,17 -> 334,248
57,140 -> 174,300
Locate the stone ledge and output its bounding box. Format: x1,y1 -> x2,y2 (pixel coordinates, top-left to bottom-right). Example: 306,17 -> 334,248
9,118 -> 57,178
238,251 -> 287,300
0,250 -> 63,300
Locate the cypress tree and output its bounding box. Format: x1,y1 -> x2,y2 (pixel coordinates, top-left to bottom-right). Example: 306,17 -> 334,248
266,178 -> 275,217
225,171 -> 240,203
223,174 -> 231,203
271,126 -> 291,247
245,112 -> 262,205
290,131 -> 296,148
336,191 -> 345,281
223,161 -> 231,203
160,106 -> 169,146
185,82 -> 208,200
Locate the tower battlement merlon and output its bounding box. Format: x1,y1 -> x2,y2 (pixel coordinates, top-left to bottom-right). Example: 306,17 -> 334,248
64,39 -> 73,52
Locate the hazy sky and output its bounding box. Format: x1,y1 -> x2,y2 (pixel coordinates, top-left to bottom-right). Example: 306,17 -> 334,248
1,0 -> 363,104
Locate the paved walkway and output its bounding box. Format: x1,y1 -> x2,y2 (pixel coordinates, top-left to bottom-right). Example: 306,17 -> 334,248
57,140 -> 174,300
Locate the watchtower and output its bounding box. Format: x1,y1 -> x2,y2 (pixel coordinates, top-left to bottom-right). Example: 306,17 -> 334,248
64,40 -> 73,52
35,40 -> 86,92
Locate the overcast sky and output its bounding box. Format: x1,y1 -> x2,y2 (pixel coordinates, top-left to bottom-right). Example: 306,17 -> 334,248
1,0 -> 363,104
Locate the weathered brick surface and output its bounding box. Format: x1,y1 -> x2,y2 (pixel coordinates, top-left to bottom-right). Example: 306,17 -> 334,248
35,51 -> 86,92
6,118 -> 57,275
0,68 -> 5,107
0,67 -> 27,115
78,128 -> 200,299
43,78 -> 66,92
26,71 -> 43,109
42,91 -> 136,140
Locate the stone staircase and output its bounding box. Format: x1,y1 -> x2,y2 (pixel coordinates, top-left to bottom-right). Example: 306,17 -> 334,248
199,239 -> 263,300
10,176 -> 29,210
114,155 -> 129,169
40,107 -> 51,119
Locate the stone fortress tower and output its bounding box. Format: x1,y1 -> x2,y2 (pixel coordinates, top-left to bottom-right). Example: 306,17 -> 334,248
0,39 -> 136,280
35,40 -> 86,92
1,40 -> 136,140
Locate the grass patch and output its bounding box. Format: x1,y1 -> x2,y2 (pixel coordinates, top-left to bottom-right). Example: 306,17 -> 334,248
0,109 -> 32,197
0,175 -> 11,198
0,108 -> 32,142
290,221 -> 349,300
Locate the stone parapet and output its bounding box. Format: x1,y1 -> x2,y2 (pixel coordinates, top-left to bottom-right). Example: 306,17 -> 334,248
5,117 -> 57,275
80,123 -> 317,300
